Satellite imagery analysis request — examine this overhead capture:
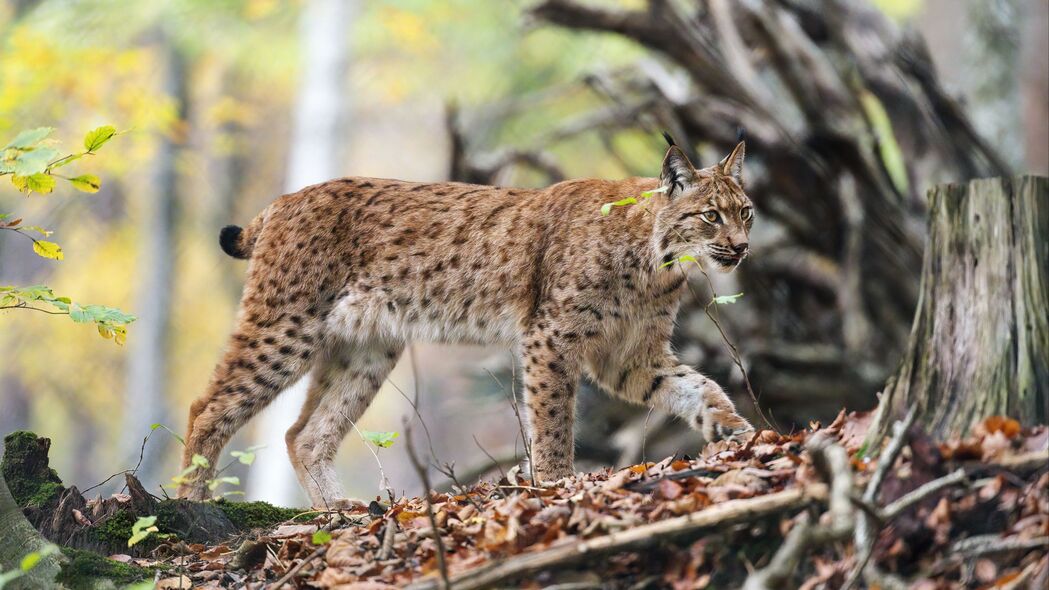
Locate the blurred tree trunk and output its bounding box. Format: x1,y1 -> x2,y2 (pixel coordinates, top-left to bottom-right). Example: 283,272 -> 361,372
120,32 -> 186,488
452,0 -> 1011,440
248,0 -> 354,506
1019,0 -> 1049,174
873,176 -> 1048,439
0,473 -> 60,589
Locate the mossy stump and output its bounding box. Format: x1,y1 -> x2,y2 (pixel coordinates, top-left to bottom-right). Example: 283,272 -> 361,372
1,431 -> 303,558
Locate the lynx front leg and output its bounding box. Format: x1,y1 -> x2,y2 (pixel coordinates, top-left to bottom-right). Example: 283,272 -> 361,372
600,356 -> 753,441
520,331 -> 580,483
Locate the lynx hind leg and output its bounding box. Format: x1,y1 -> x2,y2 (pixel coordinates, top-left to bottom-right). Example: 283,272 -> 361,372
286,339 -> 402,509
178,315 -> 320,500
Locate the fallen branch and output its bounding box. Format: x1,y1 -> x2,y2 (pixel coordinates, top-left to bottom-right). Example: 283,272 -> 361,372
405,483 -> 829,590
744,436 -> 854,590
843,407 -> 917,589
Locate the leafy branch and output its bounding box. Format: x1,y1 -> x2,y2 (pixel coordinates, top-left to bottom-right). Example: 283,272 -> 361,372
0,125 -> 135,343
0,285 -> 136,344
0,125 -> 116,195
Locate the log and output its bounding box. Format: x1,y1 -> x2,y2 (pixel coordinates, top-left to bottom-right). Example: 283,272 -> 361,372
873,176 -> 1049,439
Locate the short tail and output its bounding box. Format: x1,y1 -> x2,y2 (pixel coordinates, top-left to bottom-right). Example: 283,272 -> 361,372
219,213 -> 265,259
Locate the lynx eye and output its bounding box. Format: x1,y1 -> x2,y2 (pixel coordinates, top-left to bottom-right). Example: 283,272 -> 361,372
701,211 -> 720,224
740,207 -> 753,221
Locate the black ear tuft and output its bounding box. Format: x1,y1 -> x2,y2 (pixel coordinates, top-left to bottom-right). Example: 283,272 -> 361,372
662,131 -> 677,147
736,126 -> 746,143
661,145 -> 696,198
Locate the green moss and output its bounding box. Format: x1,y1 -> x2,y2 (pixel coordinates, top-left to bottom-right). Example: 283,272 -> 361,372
213,499 -> 303,529
56,547 -> 153,589
88,511 -> 138,548
1,431 -> 64,508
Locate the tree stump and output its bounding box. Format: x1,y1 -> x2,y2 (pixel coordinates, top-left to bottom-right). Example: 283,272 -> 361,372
873,176 -> 1049,439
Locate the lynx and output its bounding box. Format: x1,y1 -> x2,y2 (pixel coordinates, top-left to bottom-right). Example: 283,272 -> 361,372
178,136 -> 755,507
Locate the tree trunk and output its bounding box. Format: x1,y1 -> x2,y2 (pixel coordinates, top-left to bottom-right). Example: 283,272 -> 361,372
248,0 -> 354,506
0,469 -> 60,589
120,30 -> 186,488
873,175 -> 1049,439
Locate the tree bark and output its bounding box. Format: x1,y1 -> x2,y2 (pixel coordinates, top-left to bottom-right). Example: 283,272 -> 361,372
873,176 -> 1049,439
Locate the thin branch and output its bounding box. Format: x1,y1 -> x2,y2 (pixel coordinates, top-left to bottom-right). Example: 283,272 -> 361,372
404,422 -> 451,590
271,546 -> 327,589
0,303 -> 69,315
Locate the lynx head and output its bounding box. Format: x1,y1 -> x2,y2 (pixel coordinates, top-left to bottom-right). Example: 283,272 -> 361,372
653,138 -> 753,273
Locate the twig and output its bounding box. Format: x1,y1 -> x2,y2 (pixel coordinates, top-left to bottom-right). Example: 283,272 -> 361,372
270,546 -> 327,589
404,422 -> 451,590
743,437 -> 853,590
378,516 -> 398,561
486,361 -> 533,480
949,535 -> 1049,557
881,468 -> 967,519
842,407 -> 917,590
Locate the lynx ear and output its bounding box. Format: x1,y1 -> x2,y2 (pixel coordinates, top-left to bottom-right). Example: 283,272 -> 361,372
661,145 -> 697,198
718,141 -> 746,187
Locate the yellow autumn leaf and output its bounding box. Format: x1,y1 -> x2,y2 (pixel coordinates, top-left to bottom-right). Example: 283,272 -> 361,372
32,240 -> 64,260
69,174 -> 101,193
11,173 -> 55,194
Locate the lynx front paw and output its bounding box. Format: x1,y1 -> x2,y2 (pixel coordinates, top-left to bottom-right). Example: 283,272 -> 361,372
696,381 -> 754,442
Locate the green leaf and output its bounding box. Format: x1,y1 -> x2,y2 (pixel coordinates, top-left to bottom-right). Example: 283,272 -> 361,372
21,226 -> 52,237
12,173 -> 56,194
132,516 -> 157,534
640,186 -> 669,198
19,545 -> 57,572
712,292 -> 744,305
5,127 -> 53,150
151,423 -> 185,445
360,430 -> 399,448
18,553 -> 40,572
859,90 -> 909,195
83,125 -> 117,152
207,476 -> 241,491
31,240 -> 63,260
599,196 -> 638,216
659,254 -> 699,268
230,451 -> 255,465
191,454 -> 210,468
10,147 -> 59,176
69,174 -> 101,193
128,516 -> 159,547
311,530 -> 332,545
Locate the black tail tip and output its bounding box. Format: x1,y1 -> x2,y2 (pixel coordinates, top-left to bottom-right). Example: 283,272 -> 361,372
219,225 -> 247,259
662,131 -> 677,147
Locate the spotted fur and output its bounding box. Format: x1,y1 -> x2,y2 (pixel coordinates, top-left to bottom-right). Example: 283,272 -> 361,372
177,141 -> 755,507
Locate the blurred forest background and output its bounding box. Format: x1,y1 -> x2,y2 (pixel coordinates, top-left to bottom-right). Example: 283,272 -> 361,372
1,0 -> 1046,508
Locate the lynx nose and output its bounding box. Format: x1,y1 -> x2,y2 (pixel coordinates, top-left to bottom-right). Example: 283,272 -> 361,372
732,242 -> 749,255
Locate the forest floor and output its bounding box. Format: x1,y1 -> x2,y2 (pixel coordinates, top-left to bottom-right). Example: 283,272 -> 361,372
5,412 -> 1049,589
